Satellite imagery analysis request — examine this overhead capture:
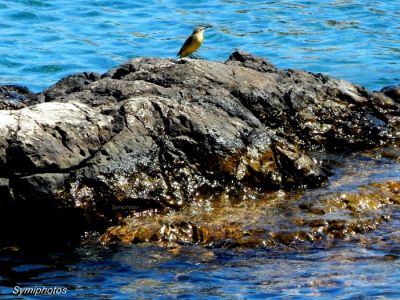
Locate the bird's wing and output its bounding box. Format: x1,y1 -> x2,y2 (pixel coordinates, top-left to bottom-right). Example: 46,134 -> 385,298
177,35 -> 194,56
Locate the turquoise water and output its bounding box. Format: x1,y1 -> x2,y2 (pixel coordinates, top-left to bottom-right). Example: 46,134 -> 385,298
0,0 -> 399,92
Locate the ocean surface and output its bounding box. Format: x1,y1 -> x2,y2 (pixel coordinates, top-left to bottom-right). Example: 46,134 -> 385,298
0,0 -> 399,92
1,0 -> 400,299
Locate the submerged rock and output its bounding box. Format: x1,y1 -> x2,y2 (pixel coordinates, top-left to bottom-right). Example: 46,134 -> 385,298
100,180 -> 400,248
0,52 -> 399,245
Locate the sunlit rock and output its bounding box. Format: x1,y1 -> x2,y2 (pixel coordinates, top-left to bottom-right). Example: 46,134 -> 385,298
0,52 -> 399,246
100,181 -> 400,248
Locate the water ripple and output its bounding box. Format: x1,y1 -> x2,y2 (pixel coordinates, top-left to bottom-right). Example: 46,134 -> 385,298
0,0 -> 399,91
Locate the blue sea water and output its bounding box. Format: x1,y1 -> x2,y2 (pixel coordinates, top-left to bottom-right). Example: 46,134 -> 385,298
0,0 -> 399,92
1,1 -> 400,299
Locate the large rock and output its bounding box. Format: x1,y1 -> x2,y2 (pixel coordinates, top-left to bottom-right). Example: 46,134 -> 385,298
0,52 -> 398,242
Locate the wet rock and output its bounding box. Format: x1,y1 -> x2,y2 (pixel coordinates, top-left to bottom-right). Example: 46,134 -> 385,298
100,181 -> 400,248
100,220 -> 247,246
0,52 -> 398,244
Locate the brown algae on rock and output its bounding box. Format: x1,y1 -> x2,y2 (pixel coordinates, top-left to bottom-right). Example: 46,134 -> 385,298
100,180 -> 400,248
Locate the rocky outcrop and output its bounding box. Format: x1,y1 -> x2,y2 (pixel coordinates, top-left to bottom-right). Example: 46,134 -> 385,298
0,85 -> 34,110
0,52 -> 399,245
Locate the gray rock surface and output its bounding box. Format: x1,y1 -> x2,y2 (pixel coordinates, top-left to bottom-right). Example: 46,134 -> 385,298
0,51 -> 398,239
0,85 -> 34,110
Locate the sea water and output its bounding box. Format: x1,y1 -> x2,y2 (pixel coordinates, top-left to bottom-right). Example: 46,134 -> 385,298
0,0 -> 399,92
0,1 -> 400,299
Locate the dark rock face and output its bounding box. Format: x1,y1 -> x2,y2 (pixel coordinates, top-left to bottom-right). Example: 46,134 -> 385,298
0,178 -> 11,203
0,52 -> 398,243
381,85 -> 400,103
0,85 -> 34,110
33,72 -> 101,105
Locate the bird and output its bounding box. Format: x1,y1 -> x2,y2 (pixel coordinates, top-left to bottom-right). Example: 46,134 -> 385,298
177,26 -> 205,58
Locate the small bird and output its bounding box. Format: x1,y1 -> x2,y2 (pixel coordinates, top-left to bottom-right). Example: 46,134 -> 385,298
177,26 -> 205,58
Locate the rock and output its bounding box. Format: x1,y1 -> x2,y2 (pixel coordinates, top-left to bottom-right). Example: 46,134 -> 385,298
10,173 -> 69,203
0,85 -> 35,110
0,178 -> 11,203
33,72 -> 101,105
100,180 -> 400,247
381,85 -> 400,102
4,101 -> 114,175
0,112 -> 19,177
226,50 -> 277,73
0,52 -> 398,245
370,92 -> 400,134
